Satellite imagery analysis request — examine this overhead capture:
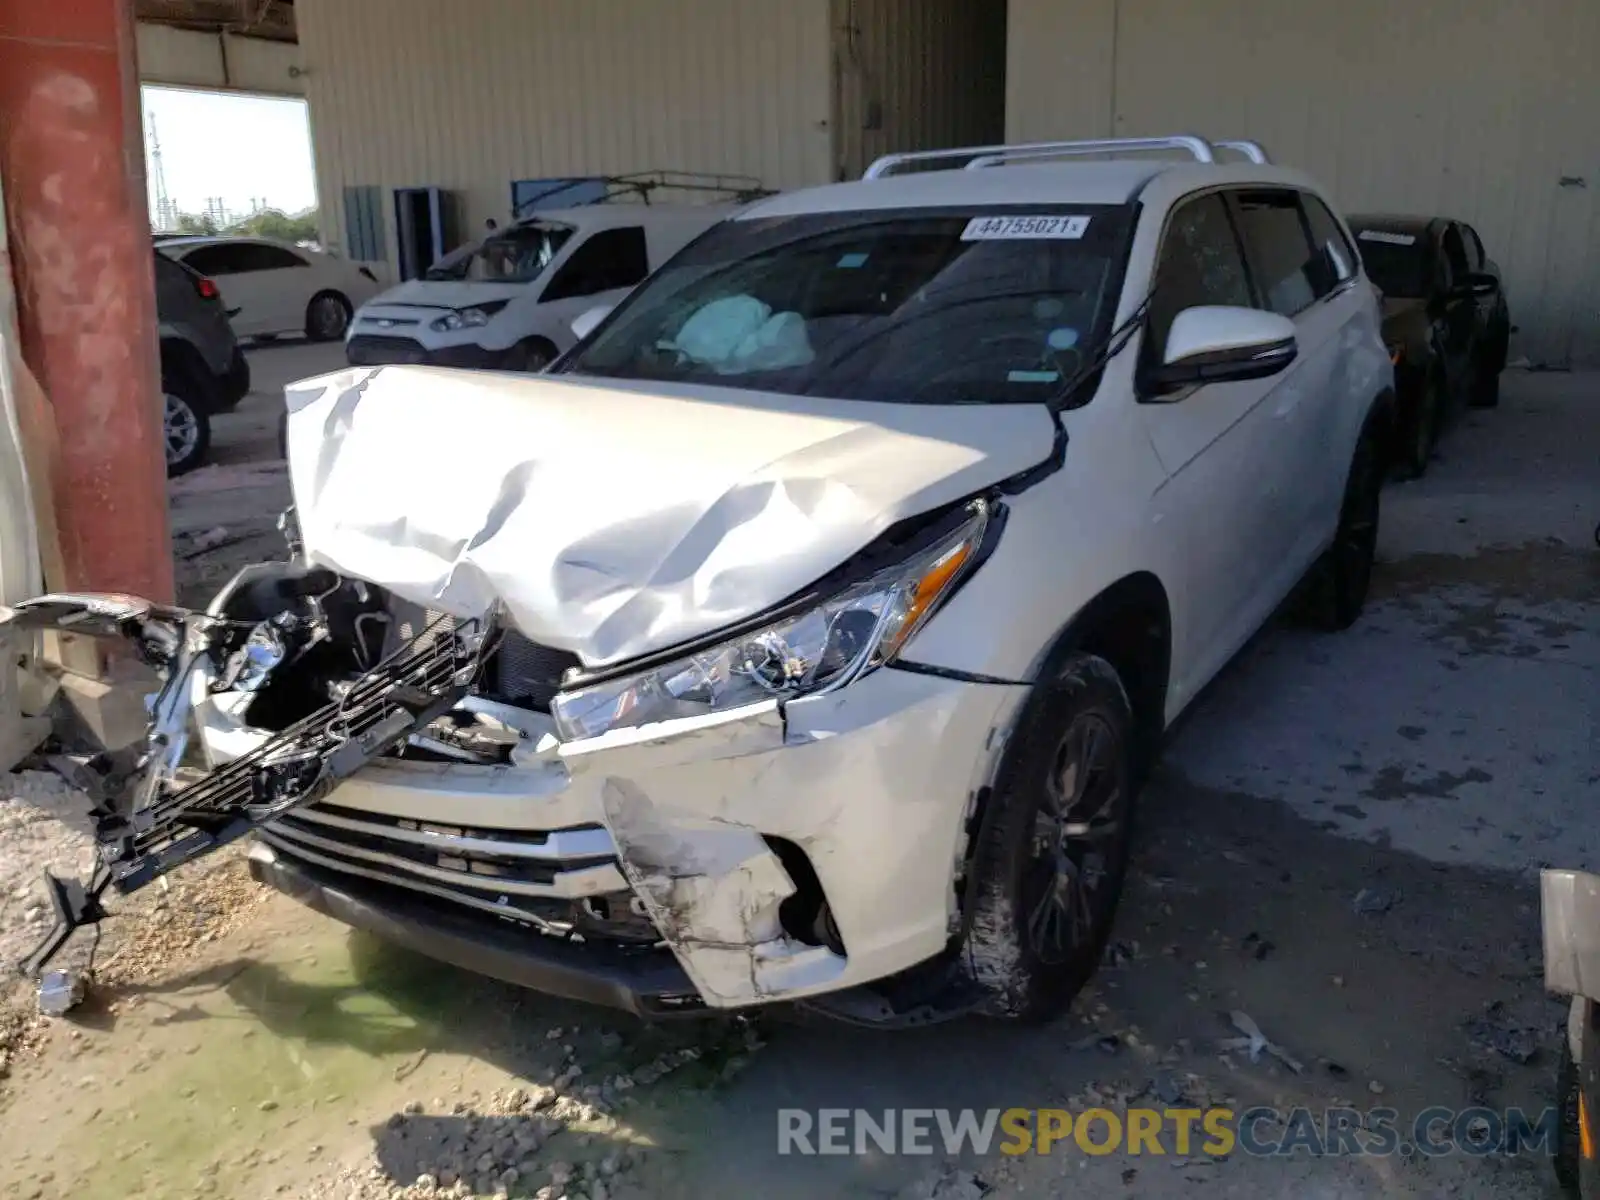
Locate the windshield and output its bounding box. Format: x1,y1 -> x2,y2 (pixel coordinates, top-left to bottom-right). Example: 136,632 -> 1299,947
1351,227 -> 1429,299
561,205 -> 1135,405
424,222 -> 576,283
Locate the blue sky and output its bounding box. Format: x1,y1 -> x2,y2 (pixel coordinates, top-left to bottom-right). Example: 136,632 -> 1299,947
141,86 -> 318,217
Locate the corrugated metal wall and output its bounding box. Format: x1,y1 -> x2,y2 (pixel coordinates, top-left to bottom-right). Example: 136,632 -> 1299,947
136,24 -> 304,95
297,0 -> 834,270
1006,0 -> 1600,367
830,0 -> 1007,180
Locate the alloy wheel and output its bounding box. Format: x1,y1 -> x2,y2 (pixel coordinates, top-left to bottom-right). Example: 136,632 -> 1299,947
1021,712 -> 1126,966
164,393 -> 200,466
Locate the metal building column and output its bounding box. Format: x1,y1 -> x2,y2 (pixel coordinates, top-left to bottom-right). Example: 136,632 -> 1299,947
0,1 -> 174,602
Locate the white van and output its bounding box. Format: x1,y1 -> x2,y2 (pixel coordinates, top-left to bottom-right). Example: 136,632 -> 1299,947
345,205 -> 728,373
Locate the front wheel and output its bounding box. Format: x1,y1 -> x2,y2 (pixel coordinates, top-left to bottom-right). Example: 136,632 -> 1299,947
1304,413 -> 1383,630
162,379 -> 212,476
962,655 -> 1137,1022
502,338 -> 557,373
305,291 -> 353,342
1400,372 -> 1441,479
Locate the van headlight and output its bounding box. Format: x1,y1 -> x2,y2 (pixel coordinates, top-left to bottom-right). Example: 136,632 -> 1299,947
551,503 -> 992,741
430,301 -> 509,332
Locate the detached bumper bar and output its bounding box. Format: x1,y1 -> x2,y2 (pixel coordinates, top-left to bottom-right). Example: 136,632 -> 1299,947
248,842 -> 706,1018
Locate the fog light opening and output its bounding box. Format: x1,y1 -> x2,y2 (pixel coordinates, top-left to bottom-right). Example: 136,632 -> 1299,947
765,835 -> 845,956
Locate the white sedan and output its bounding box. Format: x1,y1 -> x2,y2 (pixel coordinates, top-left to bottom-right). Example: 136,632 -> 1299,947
156,236 -> 381,342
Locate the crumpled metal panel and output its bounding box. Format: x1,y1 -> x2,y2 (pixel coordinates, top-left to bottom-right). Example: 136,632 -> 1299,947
284,365 -> 1055,668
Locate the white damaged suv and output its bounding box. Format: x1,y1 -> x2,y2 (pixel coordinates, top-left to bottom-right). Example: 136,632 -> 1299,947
17,137 -> 1393,1023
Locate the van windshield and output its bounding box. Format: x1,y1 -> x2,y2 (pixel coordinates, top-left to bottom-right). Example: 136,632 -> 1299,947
561,205 -> 1135,405
424,222 -> 575,283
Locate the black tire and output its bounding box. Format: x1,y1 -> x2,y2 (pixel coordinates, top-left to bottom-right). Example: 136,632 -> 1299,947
1304,412 -> 1384,631
962,654 -> 1137,1022
162,373 -> 213,476
503,337 -> 558,373
1400,371 -> 1441,479
217,345 -> 251,410
1556,1036 -> 1582,1196
305,290 -> 353,342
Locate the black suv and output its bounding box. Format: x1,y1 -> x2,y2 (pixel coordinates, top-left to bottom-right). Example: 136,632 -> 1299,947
154,251 -> 251,475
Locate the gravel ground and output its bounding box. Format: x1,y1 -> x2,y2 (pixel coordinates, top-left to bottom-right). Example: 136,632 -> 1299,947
0,771 -> 97,975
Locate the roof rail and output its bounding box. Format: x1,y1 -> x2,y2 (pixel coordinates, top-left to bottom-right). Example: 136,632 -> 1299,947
863,135 -> 1217,179
1215,139 -> 1272,164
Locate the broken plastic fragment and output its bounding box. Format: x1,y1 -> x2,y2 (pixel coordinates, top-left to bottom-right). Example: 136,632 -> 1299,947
1352,887 -> 1400,915
1220,1010 -> 1303,1074
37,969 -> 86,1017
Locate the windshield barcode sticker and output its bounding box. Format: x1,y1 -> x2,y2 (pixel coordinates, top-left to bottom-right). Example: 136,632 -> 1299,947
1357,229 -> 1417,246
962,215 -> 1091,241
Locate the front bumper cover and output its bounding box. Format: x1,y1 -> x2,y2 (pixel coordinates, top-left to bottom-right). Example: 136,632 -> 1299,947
227,665 -> 1028,1011
248,841 -> 703,1016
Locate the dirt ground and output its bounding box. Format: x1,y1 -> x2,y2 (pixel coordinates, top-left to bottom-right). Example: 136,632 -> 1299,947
0,359 -> 1594,1200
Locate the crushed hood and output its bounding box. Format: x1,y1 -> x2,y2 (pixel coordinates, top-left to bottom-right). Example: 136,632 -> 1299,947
284,367 -> 1057,668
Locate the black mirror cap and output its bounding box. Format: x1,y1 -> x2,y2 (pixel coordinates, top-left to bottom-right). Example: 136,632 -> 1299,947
1149,336 -> 1298,392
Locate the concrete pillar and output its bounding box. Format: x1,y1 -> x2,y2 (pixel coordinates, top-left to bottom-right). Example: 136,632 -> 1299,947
0,1 -> 174,603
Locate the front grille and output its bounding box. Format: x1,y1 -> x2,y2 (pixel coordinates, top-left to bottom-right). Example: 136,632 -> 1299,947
262,798 -> 635,930
387,602 -> 579,712
248,597 -> 655,944
346,334 -> 428,365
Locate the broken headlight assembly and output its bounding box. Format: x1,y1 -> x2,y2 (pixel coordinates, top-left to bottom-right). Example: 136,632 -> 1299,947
551,502 -> 992,741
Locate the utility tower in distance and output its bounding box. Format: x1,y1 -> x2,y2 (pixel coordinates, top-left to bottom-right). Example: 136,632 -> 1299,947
147,114 -> 178,231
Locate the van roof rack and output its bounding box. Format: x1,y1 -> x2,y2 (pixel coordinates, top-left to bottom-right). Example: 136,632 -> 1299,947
862,134 -> 1271,179
514,170 -> 776,218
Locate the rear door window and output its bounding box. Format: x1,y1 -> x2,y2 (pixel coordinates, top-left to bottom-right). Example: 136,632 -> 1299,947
1301,195 -> 1358,291
181,243 -> 254,277
1440,225 -> 1470,288
541,227 -> 650,302
1230,190 -> 1322,317
242,244 -> 309,271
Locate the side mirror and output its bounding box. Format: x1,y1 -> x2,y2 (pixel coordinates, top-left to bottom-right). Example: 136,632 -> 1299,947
1148,306 -> 1298,393
570,303 -> 615,342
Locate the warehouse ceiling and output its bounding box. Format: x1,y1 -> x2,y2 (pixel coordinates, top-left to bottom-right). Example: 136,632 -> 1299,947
134,0 -> 297,43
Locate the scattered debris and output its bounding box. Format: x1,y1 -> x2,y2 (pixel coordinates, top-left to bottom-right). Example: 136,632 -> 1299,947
1151,1068 -> 1186,1105
1069,1032 -> 1123,1055
1218,1010 -> 1303,1074
1102,940 -> 1136,967
893,1164 -> 990,1200
1241,931 -> 1275,961
1353,887 -> 1401,916
1465,1001 -> 1540,1065
35,970 -> 85,1018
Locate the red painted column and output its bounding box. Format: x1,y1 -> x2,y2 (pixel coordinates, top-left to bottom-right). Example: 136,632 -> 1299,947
0,0 -> 173,602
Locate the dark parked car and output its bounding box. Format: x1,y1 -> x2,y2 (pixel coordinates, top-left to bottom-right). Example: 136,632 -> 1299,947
155,251 -> 250,475
1347,214 -> 1511,477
